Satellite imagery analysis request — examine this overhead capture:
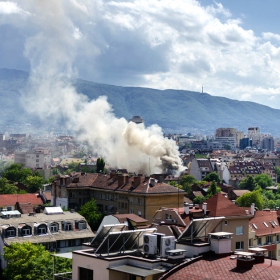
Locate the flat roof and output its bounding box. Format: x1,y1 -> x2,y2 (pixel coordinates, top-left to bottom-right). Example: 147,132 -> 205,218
249,248 -> 267,252
208,232 -> 233,236
167,249 -> 187,253
234,251 -> 255,256
108,265 -> 166,277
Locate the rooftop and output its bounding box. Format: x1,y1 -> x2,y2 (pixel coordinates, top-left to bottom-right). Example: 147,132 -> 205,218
162,255 -> 280,280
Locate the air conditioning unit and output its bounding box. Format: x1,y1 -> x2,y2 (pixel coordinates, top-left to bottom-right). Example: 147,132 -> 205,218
161,236 -> 176,257
143,234 -> 158,255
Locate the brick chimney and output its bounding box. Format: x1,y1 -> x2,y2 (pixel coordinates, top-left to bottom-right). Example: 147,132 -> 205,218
118,175 -> 126,187
134,176 -> 141,186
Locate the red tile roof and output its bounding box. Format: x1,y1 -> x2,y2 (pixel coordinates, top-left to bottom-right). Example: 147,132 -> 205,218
162,255 -> 280,280
205,193 -> 250,217
92,174 -> 184,194
0,194 -> 43,207
250,210 -> 280,236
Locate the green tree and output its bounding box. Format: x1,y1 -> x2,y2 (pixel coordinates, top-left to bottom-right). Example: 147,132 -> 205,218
3,242 -> 71,280
180,175 -> 196,195
96,158 -> 105,173
204,172 -> 221,183
239,175 -> 258,191
169,181 -> 183,189
206,181 -> 221,198
25,175 -> 44,193
275,166 -> 280,183
0,178 -> 18,194
193,195 -> 206,204
254,174 -> 274,189
3,163 -> 32,184
79,199 -> 102,231
3,242 -> 53,279
52,168 -> 60,175
235,190 -> 264,210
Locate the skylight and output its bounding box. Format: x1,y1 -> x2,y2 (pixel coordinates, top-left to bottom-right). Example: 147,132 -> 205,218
252,223 -> 258,229
263,222 -> 269,228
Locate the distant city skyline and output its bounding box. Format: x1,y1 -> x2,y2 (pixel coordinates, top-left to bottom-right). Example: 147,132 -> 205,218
1,1 -> 280,108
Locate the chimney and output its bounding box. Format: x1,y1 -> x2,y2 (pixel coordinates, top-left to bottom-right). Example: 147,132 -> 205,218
202,203 -> 207,215
134,176 -> 141,186
118,175 -> 126,187
251,203 -> 255,216
184,202 -> 189,215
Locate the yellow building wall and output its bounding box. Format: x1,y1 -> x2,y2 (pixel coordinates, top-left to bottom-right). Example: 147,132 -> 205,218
145,194 -> 185,222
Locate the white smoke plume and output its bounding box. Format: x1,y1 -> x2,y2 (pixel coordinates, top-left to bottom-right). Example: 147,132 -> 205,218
6,0 -> 185,174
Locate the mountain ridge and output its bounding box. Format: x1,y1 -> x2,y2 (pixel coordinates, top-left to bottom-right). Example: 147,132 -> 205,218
0,68 -> 280,135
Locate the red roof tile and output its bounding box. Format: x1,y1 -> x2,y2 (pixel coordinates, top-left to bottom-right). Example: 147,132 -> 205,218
0,194 -> 43,207
250,210 -> 280,236
205,193 -> 250,217
163,255 -> 280,280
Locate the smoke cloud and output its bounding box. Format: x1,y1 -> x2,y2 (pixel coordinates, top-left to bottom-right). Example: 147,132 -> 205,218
10,0 -> 184,174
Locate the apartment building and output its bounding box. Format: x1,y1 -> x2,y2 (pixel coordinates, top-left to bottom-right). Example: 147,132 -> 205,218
249,209 -> 280,260
52,172 -> 185,222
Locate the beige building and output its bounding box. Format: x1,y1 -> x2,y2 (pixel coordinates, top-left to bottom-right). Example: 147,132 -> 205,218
52,172 -> 185,223
249,209 -> 280,261
14,149 -> 52,169
206,193 -> 253,252
0,207 -> 94,270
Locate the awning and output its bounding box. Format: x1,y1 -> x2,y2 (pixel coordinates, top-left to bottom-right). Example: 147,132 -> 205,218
108,265 -> 166,277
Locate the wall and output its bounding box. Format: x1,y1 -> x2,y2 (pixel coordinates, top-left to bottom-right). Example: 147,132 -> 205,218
216,217 -> 250,252
146,194 -> 185,222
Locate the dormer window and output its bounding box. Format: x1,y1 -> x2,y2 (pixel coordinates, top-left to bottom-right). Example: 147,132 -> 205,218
4,226 -> 16,238
34,223 -> 48,235
62,221 -> 73,231
19,225 -> 32,237
49,222 -> 59,233
75,220 -> 87,230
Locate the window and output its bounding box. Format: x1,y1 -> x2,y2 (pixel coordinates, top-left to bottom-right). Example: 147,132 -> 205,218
266,236 -> 272,244
22,228 -> 31,236
138,198 -> 142,205
236,241 -> 244,250
138,211 -> 142,217
50,223 -> 58,233
224,220 -> 228,226
277,235 -> 280,242
38,227 -> 46,235
130,209 -> 134,214
258,237 -> 262,245
79,267 -> 93,280
124,203 -> 127,209
36,159 -> 39,162
130,197 -> 134,204
105,194 -> 109,200
6,228 -> 16,238
166,214 -> 172,220
76,221 -> 86,230
236,226 -> 244,235
7,206 -> 12,211
62,222 -> 72,231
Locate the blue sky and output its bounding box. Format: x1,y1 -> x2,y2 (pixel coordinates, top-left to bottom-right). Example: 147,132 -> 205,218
200,1 -> 280,36
1,0 -> 280,109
